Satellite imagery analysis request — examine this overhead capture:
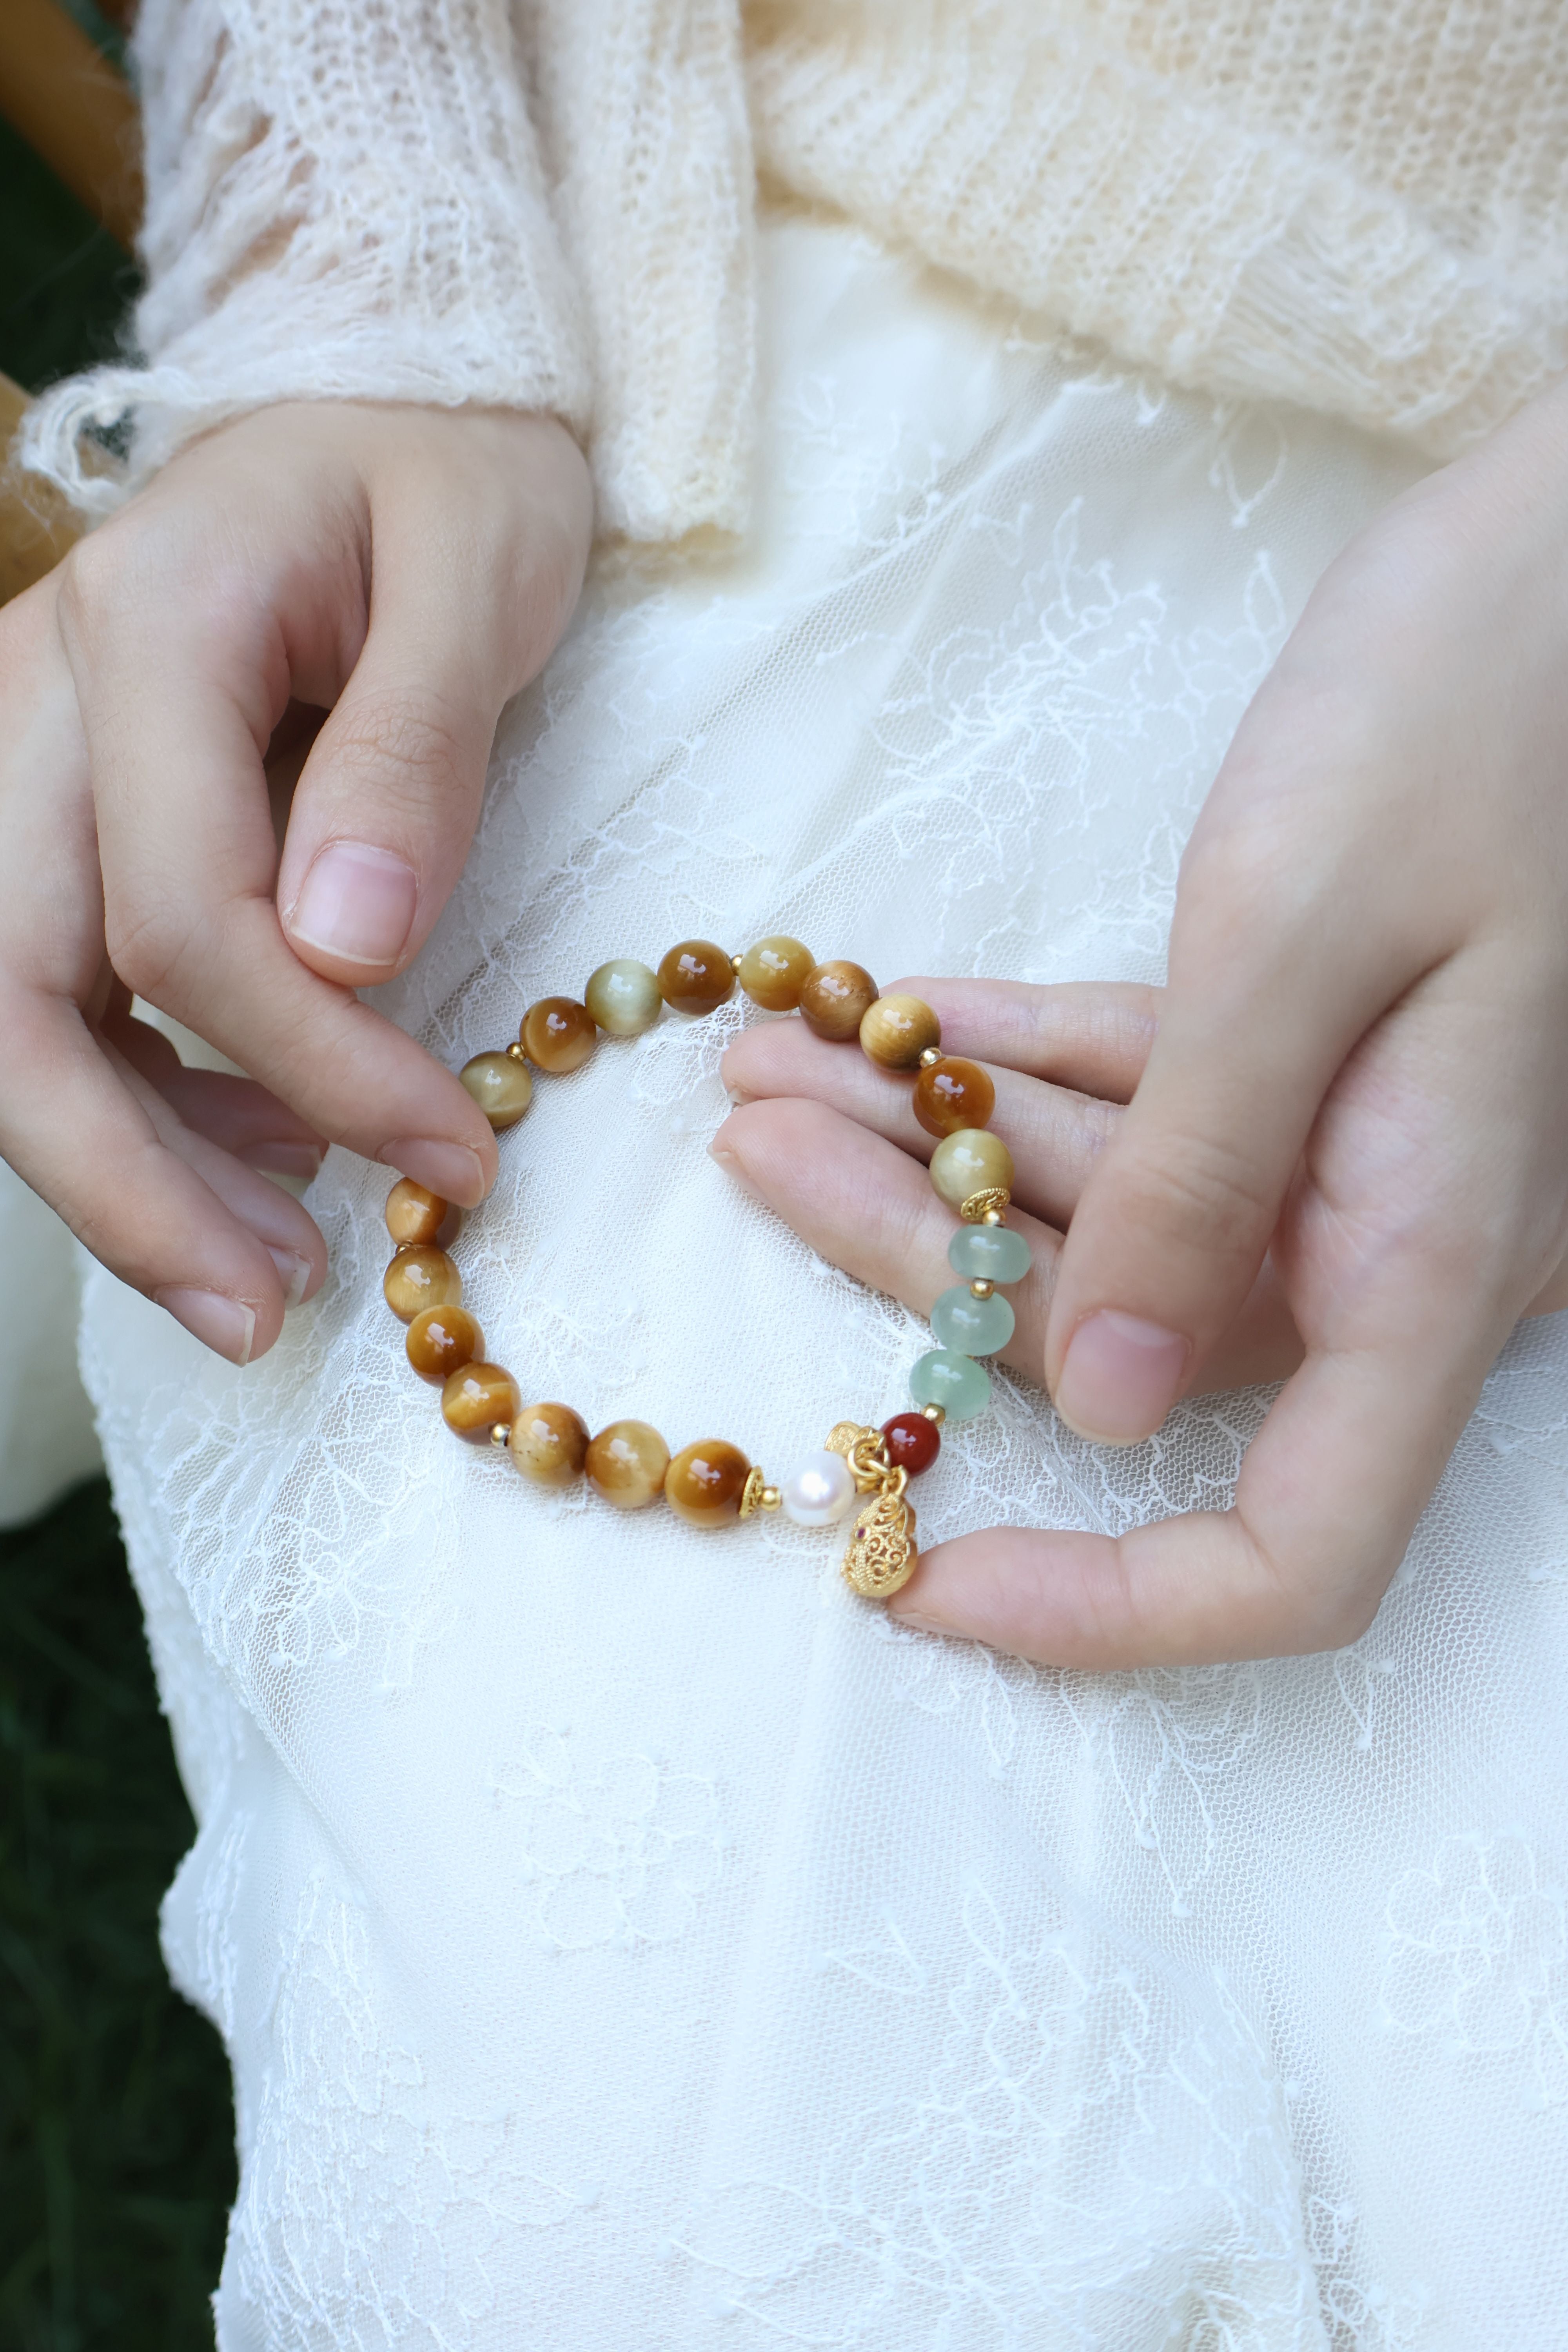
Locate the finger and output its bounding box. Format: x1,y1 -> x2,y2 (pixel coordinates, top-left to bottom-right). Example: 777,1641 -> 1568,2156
0,980 -> 307,1361
275,418 -> 591,986
884,977 -> 1161,1101
107,1001 -> 326,1178
713,1096 -> 1063,1386
102,1034 -> 328,1305
721,1017 -> 1122,1230
59,543 -> 499,1207
712,1097 -> 1302,1398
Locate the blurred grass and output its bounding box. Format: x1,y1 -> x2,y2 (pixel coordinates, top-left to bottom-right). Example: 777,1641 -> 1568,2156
2,33 -> 236,2347
0,1484 -> 235,2349
0,109 -> 136,396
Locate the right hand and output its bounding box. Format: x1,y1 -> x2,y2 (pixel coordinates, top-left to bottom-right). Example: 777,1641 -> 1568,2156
0,402 -> 592,1363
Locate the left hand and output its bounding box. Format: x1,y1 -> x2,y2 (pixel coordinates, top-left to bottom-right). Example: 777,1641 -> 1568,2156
714,372 -> 1568,1668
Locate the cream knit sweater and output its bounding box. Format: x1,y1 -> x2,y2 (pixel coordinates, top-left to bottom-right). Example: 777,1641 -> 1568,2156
24,0 -> 1568,538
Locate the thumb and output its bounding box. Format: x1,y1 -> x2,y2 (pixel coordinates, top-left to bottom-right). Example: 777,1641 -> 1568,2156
278,428 -> 589,987
1042,856 -> 1411,1445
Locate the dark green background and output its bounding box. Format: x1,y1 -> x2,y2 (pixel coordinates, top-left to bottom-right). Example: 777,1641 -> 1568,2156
2,29 -> 237,2346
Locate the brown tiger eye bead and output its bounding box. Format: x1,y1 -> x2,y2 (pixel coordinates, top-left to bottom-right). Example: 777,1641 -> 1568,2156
737,935 -> 815,1013
585,1419 -> 670,1510
860,992 -> 941,1071
459,1050 -> 534,1129
665,1439 -> 751,1526
383,1246 -> 461,1323
657,940 -> 735,1017
521,996 -> 597,1074
799,959 -> 878,1041
441,1360 -> 521,1443
406,1303 -> 483,1384
385,1178 -> 448,1247
508,1401 -> 590,1486
913,1054 -> 996,1138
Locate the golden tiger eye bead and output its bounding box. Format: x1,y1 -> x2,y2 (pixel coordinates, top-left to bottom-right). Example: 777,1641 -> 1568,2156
657,940 -> 735,1017
441,1361 -> 522,1444
799,959 -> 878,1042
584,958 -> 662,1036
737,936 -> 815,1013
665,1439 -> 751,1526
585,1419 -> 671,1510
521,996 -> 597,1074
913,1055 -> 996,1138
383,1246 -> 462,1323
859,992 -> 940,1071
459,1050 -> 534,1130
385,1178 -> 448,1247
508,1401 -> 590,1486
406,1303 -> 483,1384
929,1127 -> 1015,1209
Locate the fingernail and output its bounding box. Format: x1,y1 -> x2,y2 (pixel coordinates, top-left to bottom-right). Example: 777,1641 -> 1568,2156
241,1142 -> 324,1182
708,1142 -> 738,1166
1055,1310 -> 1187,1445
724,1086 -> 753,1107
154,1287 -> 256,1365
379,1138 -> 486,1207
288,841 -> 417,968
267,1247 -> 312,1307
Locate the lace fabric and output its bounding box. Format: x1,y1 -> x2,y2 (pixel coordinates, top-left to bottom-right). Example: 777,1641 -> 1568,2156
74,215 -> 1568,2346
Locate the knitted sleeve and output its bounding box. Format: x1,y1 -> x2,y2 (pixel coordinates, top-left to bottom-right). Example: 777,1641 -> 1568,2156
21,0 -> 757,542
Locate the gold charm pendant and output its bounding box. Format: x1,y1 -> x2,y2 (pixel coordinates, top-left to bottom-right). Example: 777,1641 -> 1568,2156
842,1469 -> 919,1600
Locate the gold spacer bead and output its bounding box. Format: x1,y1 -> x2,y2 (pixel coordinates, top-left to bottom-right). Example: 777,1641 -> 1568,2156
506,1040 -> 528,1062
490,1423 -> 513,1446
730,952 -> 744,973
921,1403 -> 946,1425
761,1485 -> 781,1511
969,1278 -> 995,1299
918,1045 -> 944,1068
960,1186 -> 1012,1224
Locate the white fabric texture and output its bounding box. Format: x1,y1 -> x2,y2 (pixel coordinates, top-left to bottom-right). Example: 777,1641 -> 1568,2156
78,218 -> 1568,2346
21,0 -> 1568,530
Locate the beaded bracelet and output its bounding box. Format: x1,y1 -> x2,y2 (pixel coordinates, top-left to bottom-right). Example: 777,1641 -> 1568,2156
379,938 -> 1030,1602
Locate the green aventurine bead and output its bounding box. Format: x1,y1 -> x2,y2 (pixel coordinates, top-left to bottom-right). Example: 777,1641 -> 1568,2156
910,1348 -> 991,1423
947,1223 -> 1032,1284
930,1284 -> 1015,1356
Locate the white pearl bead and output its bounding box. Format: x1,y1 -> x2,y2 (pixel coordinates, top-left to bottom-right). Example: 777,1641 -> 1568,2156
780,1448 -> 858,1526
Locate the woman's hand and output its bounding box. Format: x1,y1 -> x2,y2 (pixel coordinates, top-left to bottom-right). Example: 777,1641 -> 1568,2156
717,373 -> 1568,1668
0,402 -> 591,1363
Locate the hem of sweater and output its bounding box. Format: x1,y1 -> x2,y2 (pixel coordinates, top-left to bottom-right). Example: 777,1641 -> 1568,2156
1214,240 -> 1568,459
19,354 -> 755,547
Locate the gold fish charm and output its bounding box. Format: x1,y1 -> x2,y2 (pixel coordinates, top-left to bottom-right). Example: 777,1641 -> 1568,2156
842,1483 -> 918,1600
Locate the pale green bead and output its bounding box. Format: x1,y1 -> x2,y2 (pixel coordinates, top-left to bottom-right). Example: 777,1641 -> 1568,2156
909,1348 -> 991,1423
947,1224 -> 1032,1284
930,1284 -> 1015,1356
929,1127 -> 1014,1209
584,958 -> 662,1036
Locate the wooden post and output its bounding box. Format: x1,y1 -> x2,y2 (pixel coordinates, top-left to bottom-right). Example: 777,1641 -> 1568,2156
0,0 -> 141,250
0,373 -> 84,604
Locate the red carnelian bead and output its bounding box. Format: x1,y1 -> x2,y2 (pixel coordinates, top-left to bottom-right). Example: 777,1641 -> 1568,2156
882,1411 -> 941,1476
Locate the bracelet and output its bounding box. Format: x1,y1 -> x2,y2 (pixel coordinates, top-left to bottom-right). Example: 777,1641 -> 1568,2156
379,939 -> 1029,1602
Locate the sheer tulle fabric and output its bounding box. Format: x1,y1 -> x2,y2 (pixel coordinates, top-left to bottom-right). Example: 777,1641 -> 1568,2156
75,219 -> 1568,2346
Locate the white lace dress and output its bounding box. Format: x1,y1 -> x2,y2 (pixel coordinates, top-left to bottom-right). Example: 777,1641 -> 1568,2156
58,216 -> 1568,2347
